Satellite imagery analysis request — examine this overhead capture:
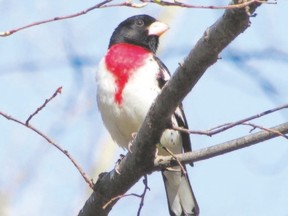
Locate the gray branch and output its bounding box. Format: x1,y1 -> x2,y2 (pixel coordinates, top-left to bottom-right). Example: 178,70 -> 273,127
78,1 -> 264,215
155,122 -> 288,169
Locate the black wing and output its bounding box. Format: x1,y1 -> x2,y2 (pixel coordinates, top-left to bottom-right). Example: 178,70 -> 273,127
154,56 -> 192,154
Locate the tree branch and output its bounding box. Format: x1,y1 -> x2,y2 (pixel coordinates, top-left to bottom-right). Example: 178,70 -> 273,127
141,0 -> 275,9
0,0 -> 147,37
155,122 -> 288,168
78,1 -> 265,215
0,87 -> 94,189
0,0 -> 274,37
25,86 -> 62,125
173,103 -> 288,136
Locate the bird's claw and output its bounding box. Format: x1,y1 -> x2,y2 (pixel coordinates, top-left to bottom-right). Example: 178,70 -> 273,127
154,146 -> 159,158
128,132 -> 137,153
128,141 -> 133,153
114,154 -> 125,175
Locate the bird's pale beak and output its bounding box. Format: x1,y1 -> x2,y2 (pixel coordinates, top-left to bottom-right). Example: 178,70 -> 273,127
148,21 -> 169,36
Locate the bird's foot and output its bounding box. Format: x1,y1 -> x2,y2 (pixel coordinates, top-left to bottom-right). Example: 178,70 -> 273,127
128,132 -> 137,153
114,154 -> 125,175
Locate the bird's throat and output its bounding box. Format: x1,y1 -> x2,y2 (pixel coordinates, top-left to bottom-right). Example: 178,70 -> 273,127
105,43 -> 150,105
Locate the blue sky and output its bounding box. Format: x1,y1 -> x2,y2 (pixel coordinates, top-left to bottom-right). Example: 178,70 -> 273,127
1,1 -> 288,215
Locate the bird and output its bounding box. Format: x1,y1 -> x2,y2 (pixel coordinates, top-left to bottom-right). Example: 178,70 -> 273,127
96,14 -> 199,216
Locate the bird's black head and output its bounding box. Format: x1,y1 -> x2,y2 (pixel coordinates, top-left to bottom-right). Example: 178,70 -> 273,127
109,14 -> 169,54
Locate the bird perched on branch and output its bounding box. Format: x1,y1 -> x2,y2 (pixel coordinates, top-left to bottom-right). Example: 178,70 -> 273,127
96,14 -> 199,216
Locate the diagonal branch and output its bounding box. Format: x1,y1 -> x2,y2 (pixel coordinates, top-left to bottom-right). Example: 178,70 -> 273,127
0,0 -> 147,37
173,103 -> 288,136
26,86 -> 62,125
141,0 -> 275,9
0,0 -> 273,37
78,1 -> 264,216
155,122 -> 288,168
0,110 -> 93,189
242,122 -> 288,139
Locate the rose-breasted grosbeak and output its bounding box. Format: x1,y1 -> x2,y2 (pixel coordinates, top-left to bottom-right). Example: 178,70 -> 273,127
96,14 -> 199,216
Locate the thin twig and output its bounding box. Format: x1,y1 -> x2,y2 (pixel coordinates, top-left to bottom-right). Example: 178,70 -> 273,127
173,126 -> 212,136
155,122 -> 288,168
0,110 -> 94,189
102,193 -> 137,210
0,0 -> 147,37
141,0 -> 275,9
0,0 -> 276,37
0,0 -> 108,36
26,86 -> 62,125
102,175 -> 150,213
243,122 -> 288,139
137,175 -> 150,216
173,103 -> 288,136
161,146 -> 186,175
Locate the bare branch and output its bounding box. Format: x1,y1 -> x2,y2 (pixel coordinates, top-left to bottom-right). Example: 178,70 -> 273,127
0,0 -> 107,36
242,122 -> 288,139
102,175 -> 150,216
0,0 -> 276,37
155,122 -> 288,168
26,86 -> 62,125
141,0 -> 276,9
160,146 -> 186,175
0,0 -> 148,37
102,194 -> 136,210
173,103 -> 288,136
136,175 -> 150,216
0,110 -> 94,189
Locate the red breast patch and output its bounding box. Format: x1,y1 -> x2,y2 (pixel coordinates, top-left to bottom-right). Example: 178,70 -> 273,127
105,43 -> 150,105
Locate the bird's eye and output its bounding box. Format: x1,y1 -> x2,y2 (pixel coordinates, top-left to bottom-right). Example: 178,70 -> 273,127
135,19 -> 144,27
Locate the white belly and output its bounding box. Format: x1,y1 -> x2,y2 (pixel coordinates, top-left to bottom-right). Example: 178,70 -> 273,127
96,56 -> 183,155
96,56 -> 160,149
